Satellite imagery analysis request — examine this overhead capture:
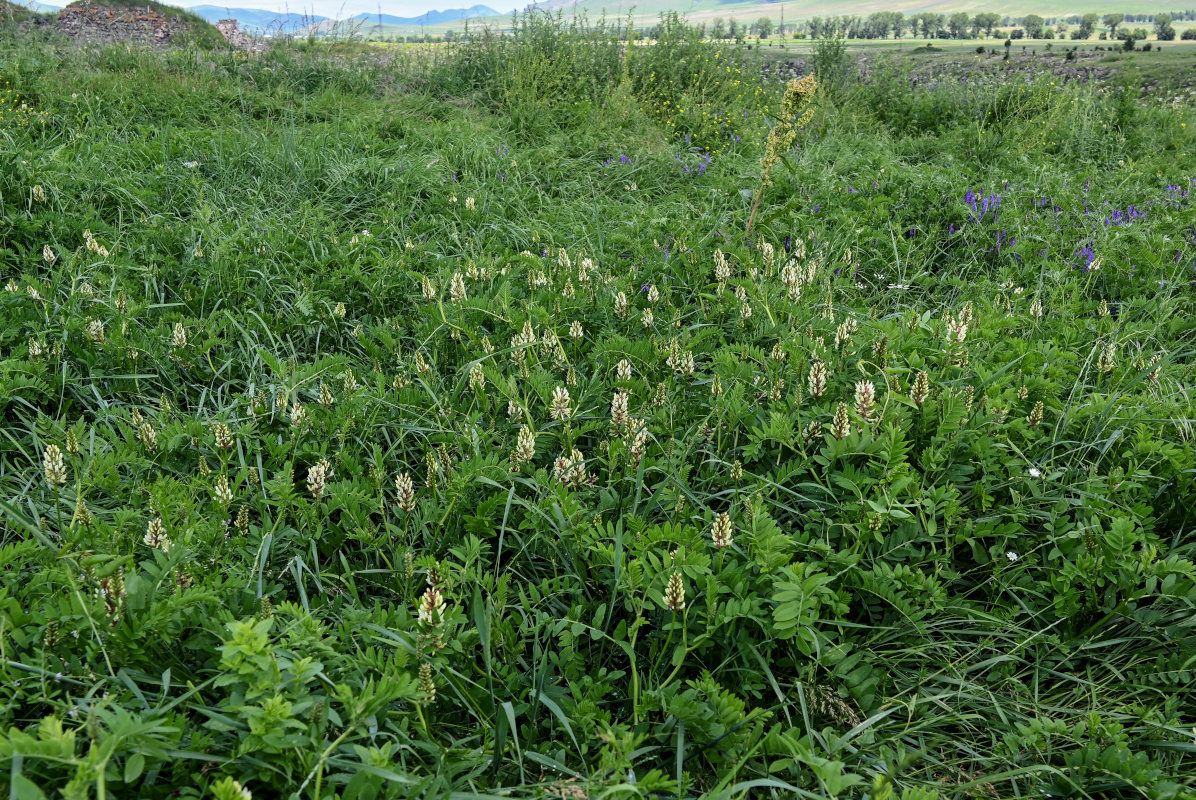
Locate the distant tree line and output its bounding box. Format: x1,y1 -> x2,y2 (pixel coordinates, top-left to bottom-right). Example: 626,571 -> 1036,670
787,10 -> 1191,41
357,8 -> 1194,44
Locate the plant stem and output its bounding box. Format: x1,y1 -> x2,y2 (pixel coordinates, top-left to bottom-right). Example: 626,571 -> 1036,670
745,187 -> 763,239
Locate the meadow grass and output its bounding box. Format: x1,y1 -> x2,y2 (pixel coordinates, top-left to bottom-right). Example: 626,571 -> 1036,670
1,17 -> 1195,800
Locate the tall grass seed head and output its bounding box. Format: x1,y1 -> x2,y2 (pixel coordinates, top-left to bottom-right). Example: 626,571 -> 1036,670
418,661 -> 436,703
664,570 -> 686,612
610,391 -> 629,429
712,512 -> 733,549
469,363 -> 485,390
144,516 -> 166,548
86,319 -> 105,348
97,571 -> 125,626
214,473 -> 233,505
414,352 -> 430,374
808,359 -> 828,398
138,422 -> 158,451
911,371 -> 930,405
713,249 -> 731,285
614,291 -> 629,318
1097,342 -> 1117,374
854,380 -> 876,421
679,351 -> 695,377
418,585 -> 447,627
319,383 -> 334,408
549,385 -> 572,421
307,462 -> 327,498
43,444 -> 67,487
760,241 -> 775,273
450,272 -> 467,303
760,74 -> 817,186
1027,400 -> 1045,427
512,425 -> 536,467
395,472 -> 416,512
832,401 -> 852,439
653,381 -> 667,408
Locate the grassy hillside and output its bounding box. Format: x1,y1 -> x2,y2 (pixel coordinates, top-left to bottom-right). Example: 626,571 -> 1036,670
0,0 -> 38,19
1,14 -> 1195,800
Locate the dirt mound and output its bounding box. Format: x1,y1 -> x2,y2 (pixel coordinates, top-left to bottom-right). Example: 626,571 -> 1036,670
56,1 -> 223,47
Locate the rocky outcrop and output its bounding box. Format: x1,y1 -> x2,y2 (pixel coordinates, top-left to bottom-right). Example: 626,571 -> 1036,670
215,18 -> 268,52
57,4 -> 186,45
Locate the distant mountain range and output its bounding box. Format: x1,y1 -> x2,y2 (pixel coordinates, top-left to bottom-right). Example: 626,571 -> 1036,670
15,2 -> 504,31
187,4 -> 327,31
187,4 -> 501,32
352,5 -> 502,25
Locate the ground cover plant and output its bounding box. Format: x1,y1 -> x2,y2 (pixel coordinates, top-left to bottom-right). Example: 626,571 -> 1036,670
1,15 -> 1195,800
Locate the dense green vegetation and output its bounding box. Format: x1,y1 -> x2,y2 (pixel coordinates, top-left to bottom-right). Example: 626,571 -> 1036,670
1,15 -> 1195,800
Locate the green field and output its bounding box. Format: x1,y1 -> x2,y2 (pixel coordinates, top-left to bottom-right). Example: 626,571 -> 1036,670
2,13 -> 1196,800
320,0 -> 1196,38
754,39 -> 1196,107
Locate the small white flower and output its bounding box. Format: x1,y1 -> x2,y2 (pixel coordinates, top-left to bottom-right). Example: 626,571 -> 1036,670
1006,551 -> 1019,562
182,161 -> 199,168
1028,467 -> 1042,478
